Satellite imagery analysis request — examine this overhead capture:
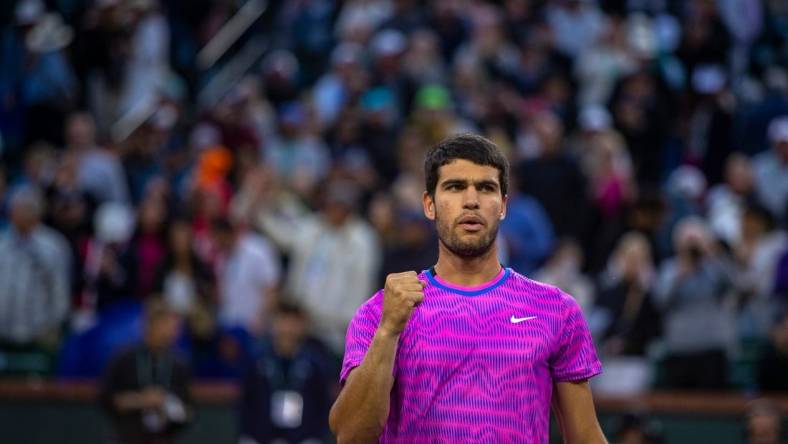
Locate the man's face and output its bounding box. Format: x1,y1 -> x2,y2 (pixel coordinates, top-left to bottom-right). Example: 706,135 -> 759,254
10,202 -> 39,234
212,228 -> 235,254
66,114 -> 95,148
775,140 -> 788,163
148,313 -> 181,349
423,159 -> 507,258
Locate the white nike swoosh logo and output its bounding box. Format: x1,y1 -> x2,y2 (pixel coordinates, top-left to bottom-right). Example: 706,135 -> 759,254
510,315 -> 537,323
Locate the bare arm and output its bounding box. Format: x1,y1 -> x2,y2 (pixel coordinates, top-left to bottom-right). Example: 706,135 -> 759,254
552,380 -> 607,444
113,387 -> 166,413
329,272 -> 425,444
328,328 -> 399,444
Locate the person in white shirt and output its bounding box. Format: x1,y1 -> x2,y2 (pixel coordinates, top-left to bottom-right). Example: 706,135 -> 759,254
0,186 -> 71,347
754,116 -> 788,222
211,218 -> 280,336
260,180 -> 381,355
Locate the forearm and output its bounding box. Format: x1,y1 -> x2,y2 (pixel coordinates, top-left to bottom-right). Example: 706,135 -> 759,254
329,328 -> 399,444
553,382 -> 608,444
113,392 -> 147,412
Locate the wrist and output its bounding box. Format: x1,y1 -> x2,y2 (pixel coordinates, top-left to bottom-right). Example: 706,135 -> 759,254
375,325 -> 401,341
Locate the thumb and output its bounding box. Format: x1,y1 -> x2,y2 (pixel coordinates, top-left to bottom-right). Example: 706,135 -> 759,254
419,279 -> 427,289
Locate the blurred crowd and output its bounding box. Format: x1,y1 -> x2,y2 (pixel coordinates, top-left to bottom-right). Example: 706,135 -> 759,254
1,0 -> 788,425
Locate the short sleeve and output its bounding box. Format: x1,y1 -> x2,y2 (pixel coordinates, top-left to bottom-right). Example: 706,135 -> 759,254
339,291 -> 383,385
549,290 -> 603,382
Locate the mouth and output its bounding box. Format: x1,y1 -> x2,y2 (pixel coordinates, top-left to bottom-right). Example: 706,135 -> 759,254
457,215 -> 485,232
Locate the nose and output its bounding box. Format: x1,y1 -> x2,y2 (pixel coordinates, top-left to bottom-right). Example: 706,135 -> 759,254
462,186 -> 480,210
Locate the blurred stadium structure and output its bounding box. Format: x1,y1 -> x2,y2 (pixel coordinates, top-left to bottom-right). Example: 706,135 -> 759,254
0,0 -> 787,442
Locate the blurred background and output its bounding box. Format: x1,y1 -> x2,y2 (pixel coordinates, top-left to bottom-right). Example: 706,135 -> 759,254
0,0 -> 787,443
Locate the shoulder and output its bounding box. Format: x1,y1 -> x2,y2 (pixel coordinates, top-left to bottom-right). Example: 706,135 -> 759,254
346,289 -> 384,333
753,150 -> 776,170
35,226 -> 69,254
348,218 -> 376,237
241,233 -> 277,257
357,289 -> 384,314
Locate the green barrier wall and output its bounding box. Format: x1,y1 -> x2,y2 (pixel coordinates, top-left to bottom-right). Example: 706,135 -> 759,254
3,399 -> 786,444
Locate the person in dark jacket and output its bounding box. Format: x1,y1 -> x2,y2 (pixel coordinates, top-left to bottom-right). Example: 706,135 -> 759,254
100,298 -> 192,444
239,301 -> 335,444
758,310 -> 788,392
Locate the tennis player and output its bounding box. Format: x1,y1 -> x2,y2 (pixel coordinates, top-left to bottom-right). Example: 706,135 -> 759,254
329,134 -> 606,443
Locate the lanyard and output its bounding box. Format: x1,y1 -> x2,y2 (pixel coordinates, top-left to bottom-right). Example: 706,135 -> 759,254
136,349 -> 172,390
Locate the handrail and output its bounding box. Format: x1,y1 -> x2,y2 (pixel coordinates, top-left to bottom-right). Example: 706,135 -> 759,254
197,35 -> 268,109
1,380 -> 788,415
196,0 -> 268,70
0,379 -> 238,404
109,0 -> 268,142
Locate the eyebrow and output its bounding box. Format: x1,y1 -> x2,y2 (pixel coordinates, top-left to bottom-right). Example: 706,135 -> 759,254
440,179 -> 500,190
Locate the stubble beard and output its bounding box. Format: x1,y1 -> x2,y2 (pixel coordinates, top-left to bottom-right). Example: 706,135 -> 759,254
435,212 -> 499,259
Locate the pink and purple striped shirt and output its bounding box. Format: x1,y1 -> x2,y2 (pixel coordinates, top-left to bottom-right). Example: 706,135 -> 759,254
340,267 -> 602,443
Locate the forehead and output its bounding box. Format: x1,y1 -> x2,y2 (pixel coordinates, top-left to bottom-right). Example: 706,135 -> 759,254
437,159 -> 500,183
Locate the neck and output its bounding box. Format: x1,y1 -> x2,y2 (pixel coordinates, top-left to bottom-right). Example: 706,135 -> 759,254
144,336 -> 166,353
433,241 -> 502,287
13,225 -> 35,238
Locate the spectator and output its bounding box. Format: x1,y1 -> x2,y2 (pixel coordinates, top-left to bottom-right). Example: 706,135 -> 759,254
745,399 -> 784,444
100,298 -> 192,444
82,202 -> 136,313
239,301 -> 334,444
358,86 -> 403,185
707,153 -> 756,246
534,239 -> 595,315
654,217 -> 733,389
498,176 -> 555,276
403,29 -> 447,86
44,152 -> 94,308
313,42 -> 367,127
757,310 -> 788,392
12,140 -> 56,188
574,18 -> 638,107
0,0 -> 45,156
517,110 -> 589,240
609,68 -> 670,186
754,116 -> 788,222
595,232 -> 661,357
734,204 -> 788,339
20,12 -> 78,148
546,0 -> 608,58
118,0 -> 170,117
264,101 -> 331,199
684,64 -> 735,185
374,199 -> 439,282
0,186 -> 71,348
581,128 -> 637,272
154,219 -> 215,316
260,179 -> 380,355
211,217 -> 280,337
676,0 -> 732,78
64,111 -> 129,204
129,196 -> 169,300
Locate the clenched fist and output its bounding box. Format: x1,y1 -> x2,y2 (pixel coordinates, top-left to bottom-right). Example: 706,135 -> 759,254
379,271 -> 426,336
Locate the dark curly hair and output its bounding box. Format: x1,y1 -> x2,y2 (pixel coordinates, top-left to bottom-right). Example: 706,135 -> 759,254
423,134 -> 509,197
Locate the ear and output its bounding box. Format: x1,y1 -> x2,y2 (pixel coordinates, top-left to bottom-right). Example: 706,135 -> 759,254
500,194 -> 509,220
423,191 -> 435,221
